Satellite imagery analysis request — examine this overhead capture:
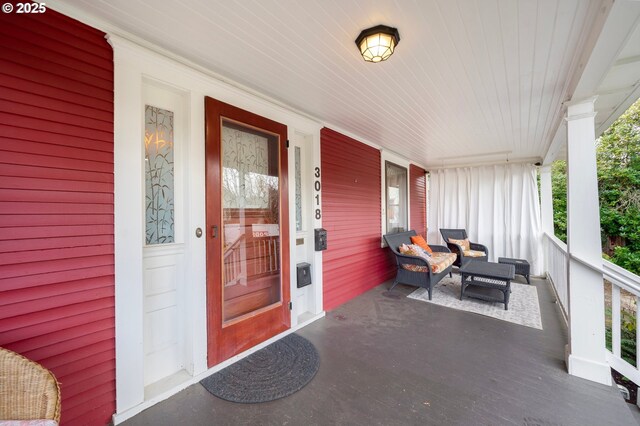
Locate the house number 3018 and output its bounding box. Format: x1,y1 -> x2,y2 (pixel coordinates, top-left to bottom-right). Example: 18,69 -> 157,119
314,167 -> 321,220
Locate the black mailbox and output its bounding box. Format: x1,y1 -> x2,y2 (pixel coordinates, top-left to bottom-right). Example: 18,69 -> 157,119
314,228 -> 327,251
296,262 -> 312,288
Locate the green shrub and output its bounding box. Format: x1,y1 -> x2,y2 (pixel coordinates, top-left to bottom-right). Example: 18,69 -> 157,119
605,308 -> 637,367
611,246 -> 640,276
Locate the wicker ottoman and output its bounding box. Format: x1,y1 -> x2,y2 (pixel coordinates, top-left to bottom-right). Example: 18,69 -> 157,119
498,257 -> 530,284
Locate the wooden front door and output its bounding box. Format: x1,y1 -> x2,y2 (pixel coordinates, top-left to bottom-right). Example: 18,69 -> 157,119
205,97 -> 290,366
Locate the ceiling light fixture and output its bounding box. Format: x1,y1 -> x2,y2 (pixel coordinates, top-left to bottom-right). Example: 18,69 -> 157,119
355,25 -> 400,63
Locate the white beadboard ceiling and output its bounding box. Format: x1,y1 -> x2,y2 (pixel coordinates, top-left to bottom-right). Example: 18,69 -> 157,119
53,0 -> 640,168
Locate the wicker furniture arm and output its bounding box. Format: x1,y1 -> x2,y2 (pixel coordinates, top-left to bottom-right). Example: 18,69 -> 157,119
393,252 -> 431,268
429,244 -> 450,253
383,231 -> 454,300
470,242 -> 489,254
0,347 -> 61,422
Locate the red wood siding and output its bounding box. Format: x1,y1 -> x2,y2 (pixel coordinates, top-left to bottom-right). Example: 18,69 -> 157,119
0,4 -> 115,425
320,128 -> 394,311
410,164 -> 427,237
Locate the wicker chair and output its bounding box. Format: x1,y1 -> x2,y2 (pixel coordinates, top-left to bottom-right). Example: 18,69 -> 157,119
384,230 -> 454,300
0,347 -> 61,423
439,228 -> 489,267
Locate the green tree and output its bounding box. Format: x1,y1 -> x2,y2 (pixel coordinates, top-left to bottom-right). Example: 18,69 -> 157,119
551,160 -> 567,241
597,98 -> 640,274
551,98 -> 640,275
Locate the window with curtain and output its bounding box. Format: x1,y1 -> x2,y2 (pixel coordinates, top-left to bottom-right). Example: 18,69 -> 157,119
386,161 -> 407,234
426,163 -> 543,275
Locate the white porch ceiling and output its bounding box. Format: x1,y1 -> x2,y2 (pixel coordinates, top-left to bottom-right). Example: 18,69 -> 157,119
595,22 -> 640,133
52,0 -> 638,168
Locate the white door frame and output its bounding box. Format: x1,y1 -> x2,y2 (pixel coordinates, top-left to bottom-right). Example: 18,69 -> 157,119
109,34 -> 324,423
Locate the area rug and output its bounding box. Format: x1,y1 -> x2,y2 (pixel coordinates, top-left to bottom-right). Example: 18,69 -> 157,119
407,277 -> 543,330
200,333 -> 319,403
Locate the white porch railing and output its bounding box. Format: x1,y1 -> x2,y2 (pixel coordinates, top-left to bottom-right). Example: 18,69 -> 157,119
603,259 -> 640,385
543,231 -> 640,386
543,232 -> 568,319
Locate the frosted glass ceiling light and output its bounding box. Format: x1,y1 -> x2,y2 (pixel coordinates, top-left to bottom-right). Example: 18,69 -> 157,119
355,25 -> 400,63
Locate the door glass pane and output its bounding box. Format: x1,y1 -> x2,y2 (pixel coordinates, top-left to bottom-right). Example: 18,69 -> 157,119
221,119 -> 281,322
386,161 -> 407,234
144,105 -> 175,245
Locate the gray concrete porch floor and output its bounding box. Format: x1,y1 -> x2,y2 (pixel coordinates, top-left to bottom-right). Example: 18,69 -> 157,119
123,277 -> 638,425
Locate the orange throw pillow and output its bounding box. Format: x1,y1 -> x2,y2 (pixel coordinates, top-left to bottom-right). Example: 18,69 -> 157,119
411,235 -> 433,254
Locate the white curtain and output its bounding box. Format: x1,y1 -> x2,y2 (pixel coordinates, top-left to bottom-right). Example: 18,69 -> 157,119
427,163 -> 543,276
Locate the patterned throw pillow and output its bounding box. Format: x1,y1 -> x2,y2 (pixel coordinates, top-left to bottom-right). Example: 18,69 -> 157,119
399,243 -> 432,273
448,238 -> 470,251
398,243 -> 410,254
398,244 -> 431,259
411,244 -> 432,258
410,235 -> 433,254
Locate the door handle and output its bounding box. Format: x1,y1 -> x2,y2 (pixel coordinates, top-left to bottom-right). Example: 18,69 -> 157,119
212,225 -> 218,238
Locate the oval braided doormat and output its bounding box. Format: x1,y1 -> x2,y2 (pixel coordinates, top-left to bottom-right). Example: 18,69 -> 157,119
200,333 -> 319,403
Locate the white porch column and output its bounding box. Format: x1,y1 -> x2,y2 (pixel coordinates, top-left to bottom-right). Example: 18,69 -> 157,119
539,165 -> 554,236
565,97 -> 610,385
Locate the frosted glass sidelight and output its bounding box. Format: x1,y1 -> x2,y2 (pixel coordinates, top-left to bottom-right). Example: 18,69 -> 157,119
144,105 -> 175,245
